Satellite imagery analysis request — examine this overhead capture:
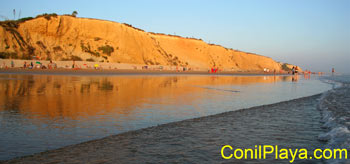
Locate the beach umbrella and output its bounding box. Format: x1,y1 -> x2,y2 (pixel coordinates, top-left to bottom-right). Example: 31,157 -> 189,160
94,64 -> 99,67
36,61 -> 41,64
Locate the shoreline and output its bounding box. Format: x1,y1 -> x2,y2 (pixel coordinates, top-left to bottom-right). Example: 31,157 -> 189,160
0,68 -> 287,76
1,93 -> 325,163
0,59 -> 289,76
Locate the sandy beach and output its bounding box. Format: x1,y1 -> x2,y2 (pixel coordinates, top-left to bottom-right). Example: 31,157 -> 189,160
1,94 -> 325,164
0,68 -> 283,76
0,59 -> 287,76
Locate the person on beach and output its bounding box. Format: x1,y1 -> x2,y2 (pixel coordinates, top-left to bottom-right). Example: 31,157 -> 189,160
23,62 -> 27,69
30,62 -> 34,69
292,66 -> 295,75
40,63 -> 46,69
48,60 -> 52,69
11,60 -> 14,68
1,61 -> 6,68
332,68 -> 335,75
53,62 -> 57,69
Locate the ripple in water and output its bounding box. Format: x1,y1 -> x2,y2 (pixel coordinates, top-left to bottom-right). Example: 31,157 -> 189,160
0,74 -> 332,161
318,75 -> 350,163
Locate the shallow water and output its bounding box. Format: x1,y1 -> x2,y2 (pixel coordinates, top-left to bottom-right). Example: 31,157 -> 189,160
0,74 -> 331,160
4,94 -> 326,164
317,75 -> 350,163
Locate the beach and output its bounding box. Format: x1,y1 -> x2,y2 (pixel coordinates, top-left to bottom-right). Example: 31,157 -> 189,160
1,1 -> 348,163
0,59 -> 286,75
0,68 -> 281,76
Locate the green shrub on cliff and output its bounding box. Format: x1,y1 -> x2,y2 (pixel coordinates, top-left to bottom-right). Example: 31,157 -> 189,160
98,45 -> 114,56
36,13 -> 58,20
0,17 -> 34,29
17,17 -> 34,23
71,55 -> 83,61
72,11 -> 78,17
282,63 -> 292,71
0,52 -> 18,59
53,46 -> 63,52
81,42 -> 100,57
86,58 -> 95,62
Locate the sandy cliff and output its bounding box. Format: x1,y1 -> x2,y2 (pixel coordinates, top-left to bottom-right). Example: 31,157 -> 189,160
0,15 -> 286,71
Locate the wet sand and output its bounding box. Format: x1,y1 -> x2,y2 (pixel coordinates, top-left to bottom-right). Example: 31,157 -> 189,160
2,94 -> 325,164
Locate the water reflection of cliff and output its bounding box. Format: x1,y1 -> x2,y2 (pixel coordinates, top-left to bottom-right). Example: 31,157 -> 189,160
0,74 -> 292,119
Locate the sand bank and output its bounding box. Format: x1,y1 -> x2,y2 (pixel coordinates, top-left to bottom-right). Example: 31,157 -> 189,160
2,94 -> 325,163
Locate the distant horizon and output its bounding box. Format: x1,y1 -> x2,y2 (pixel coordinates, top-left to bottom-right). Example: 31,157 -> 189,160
1,0 -> 349,73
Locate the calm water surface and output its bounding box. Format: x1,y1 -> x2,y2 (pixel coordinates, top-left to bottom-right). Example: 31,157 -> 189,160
0,74 -> 331,160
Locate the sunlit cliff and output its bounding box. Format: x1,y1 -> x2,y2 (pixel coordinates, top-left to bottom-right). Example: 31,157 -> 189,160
1,15 -> 287,71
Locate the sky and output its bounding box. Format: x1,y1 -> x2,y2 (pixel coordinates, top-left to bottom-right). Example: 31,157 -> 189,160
1,0 -> 349,73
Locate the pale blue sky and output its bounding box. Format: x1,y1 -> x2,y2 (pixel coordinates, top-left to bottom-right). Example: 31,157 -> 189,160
1,0 -> 349,73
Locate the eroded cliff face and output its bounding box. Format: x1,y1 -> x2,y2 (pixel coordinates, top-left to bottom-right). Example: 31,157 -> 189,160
0,15 -> 284,71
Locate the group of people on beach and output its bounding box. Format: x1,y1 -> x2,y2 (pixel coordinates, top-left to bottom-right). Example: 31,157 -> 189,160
22,60 -> 57,69
211,68 -> 219,73
23,61 -> 34,69
291,66 -> 299,75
